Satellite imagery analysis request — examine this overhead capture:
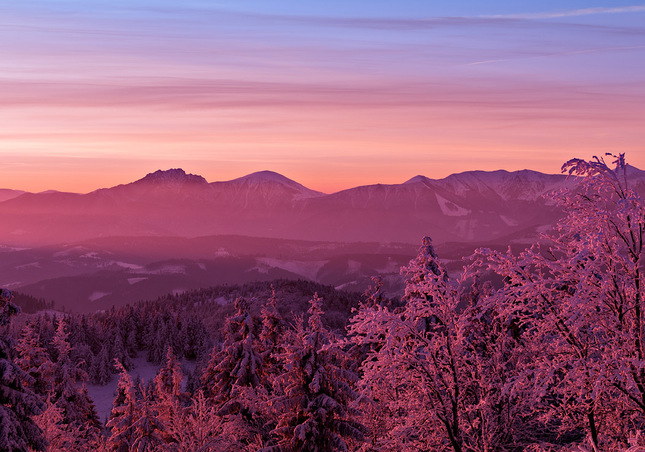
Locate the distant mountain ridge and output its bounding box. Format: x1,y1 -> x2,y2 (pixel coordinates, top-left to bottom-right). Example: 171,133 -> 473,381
1,166 -> 644,247
0,188 -> 26,202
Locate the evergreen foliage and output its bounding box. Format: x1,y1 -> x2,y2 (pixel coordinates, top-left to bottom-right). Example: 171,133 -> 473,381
0,288 -> 46,451
264,294 -> 365,451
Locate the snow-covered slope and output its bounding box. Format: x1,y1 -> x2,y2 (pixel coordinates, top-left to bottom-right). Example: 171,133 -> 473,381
0,166 -> 643,247
226,170 -> 323,198
210,170 -> 324,207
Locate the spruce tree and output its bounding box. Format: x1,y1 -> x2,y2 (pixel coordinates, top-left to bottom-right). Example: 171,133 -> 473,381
0,288 -> 46,451
265,294 -> 365,452
200,297 -> 263,405
259,288 -> 285,387
15,321 -> 56,398
107,361 -> 139,451
50,318 -> 100,442
153,346 -> 187,445
89,344 -> 112,386
130,385 -> 165,452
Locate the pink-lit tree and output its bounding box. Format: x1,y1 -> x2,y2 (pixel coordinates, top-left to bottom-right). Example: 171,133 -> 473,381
349,237 -> 530,451
472,154 -> 645,449
264,294 -> 365,452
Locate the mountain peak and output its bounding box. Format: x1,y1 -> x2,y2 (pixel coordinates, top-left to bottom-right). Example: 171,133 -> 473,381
138,168 -> 208,185
403,175 -> 430,185
238,170 -> 296,184
220,170 -> 324,198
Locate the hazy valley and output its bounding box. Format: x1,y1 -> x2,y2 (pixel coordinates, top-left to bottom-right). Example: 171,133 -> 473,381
3,165 -> 645,312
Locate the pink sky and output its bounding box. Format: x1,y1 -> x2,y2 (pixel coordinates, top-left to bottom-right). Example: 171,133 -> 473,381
1,2 -> 644,193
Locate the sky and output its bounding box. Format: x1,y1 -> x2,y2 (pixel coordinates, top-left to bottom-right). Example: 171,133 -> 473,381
1,1 -> 645,193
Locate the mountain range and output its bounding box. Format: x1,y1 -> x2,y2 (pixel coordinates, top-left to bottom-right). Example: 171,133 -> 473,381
5,166 -> 644,248
3,165 -> 644,311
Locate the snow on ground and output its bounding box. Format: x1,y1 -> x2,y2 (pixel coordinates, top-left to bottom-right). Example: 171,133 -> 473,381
80,252 -> 101,259
335,281 -> 358,291
0,245 -> 30,252
212,296 -> 230,306
213,248 -> 230,258
15,262 -> 41,270
87,356 -> 197,423
435,193 -> 471,217
500,215 -> 519,226
89,292 -> 110,302
114,261 -> 144,270
53,247 -> 84,257
1,281 -> 23,288
127,277 -> 148,285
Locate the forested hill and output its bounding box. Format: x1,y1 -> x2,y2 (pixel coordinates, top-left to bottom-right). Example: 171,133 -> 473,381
148,278 -> 368,334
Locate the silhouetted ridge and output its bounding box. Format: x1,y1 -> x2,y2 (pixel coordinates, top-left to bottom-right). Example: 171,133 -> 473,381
403,175 -> 430,185
137,168 -> 208,185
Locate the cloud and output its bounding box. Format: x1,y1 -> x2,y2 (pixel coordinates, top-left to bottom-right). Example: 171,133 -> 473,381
485,5 -> 645,20
1,76 -> 643,126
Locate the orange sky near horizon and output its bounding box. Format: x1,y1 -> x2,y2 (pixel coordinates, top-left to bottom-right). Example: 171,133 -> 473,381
1,2 -> 644,194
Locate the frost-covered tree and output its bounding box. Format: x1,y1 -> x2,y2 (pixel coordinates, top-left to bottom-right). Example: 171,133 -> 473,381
201,297 -> 263,405
153,346 -> 187,445
50,318 -> 100,437
107,361 -> 140,451
106,362 -> 166,451
168,390 -> 231,451
472,154 -> 645,449
0,288 -> 46,451
349,237 -> 531,451
259,288 -> 285,388
130,385 -> 165,452
33,396 -> 89,452
264,294 -> 365,452
16,321 -> 56,398
199,297 -> 268,447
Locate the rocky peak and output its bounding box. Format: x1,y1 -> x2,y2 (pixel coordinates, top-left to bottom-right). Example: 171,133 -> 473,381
137,169 -> 208,186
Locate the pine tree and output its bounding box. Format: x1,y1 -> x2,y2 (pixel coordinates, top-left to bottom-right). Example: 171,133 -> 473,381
170,390 -> 229,451
200,297 -> 263,405
15,321 -> 56,398
259,288 -> 285,388
130,385 -> 165,452
110,331 -> 133,372
107,361 -> 139,451
50,318 -> 100,443
33,396 -> 84,451
153,346 -> 187,445
265,294 -> 365,452
181,315 -> 210,361
0,288 -> 46,451
89,344 -> 112,386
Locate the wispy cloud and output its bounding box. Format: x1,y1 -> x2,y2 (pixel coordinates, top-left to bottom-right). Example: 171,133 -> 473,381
486,5 -> 645,20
